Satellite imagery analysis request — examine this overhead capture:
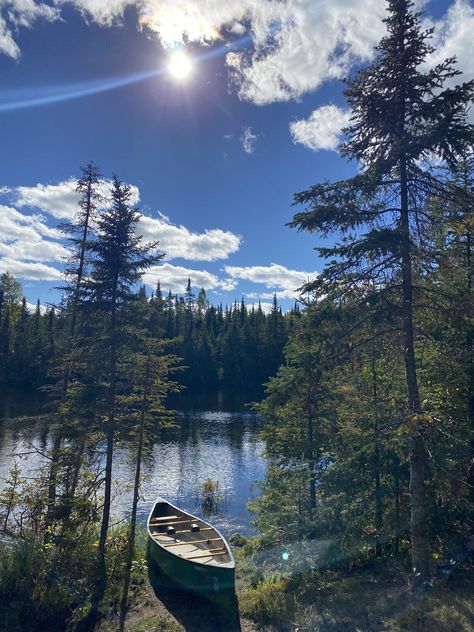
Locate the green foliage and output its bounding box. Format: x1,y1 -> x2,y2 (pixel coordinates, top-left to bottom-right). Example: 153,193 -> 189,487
199,478 -> 223,516
0,524 -> 150,632
239,574 -> 293,627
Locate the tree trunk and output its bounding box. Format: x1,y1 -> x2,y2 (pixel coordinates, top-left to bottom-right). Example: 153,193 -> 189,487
45,176 -> 94,531
400,156 -> 431,586
372,349 -> 383,557
90,299 -> 118,626
45,431 -> 62,538
464,225 -> 474,506
394,459 -> 400,555
307,414 -> 316,511
60,436 -> 86,538
120,355 -> 150,630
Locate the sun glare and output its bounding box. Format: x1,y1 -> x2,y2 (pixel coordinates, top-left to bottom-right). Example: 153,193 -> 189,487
169,51 -> 192,80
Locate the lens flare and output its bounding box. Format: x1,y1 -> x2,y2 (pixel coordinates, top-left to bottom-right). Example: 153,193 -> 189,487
0,35 -> 251,114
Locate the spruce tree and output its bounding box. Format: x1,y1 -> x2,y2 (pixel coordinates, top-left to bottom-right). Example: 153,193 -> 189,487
85,175 -> 164,618
290,0 -> 474,586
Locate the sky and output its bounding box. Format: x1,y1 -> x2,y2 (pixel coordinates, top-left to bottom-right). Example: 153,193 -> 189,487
0,0 -> 472,312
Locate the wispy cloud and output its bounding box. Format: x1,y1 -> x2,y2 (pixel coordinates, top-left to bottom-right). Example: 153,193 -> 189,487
427,0 -> 474,99
0,0 -> 59,59
240,126 -> 258,154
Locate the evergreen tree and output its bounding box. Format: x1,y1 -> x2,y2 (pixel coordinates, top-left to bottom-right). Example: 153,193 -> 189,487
290,0 -> 474,586
84,175 -> 164,618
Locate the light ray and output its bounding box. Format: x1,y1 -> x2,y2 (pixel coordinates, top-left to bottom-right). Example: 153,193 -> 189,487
0,35 -> 251,114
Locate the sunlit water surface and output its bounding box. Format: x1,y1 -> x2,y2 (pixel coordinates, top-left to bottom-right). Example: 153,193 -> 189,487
0,410 -> 266,536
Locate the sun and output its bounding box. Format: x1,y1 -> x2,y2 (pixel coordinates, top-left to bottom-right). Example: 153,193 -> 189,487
168,51 -> 193,80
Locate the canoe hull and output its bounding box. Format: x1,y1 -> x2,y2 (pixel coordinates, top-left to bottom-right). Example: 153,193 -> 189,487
148,535 -> 235,602
146,498 -> 236,608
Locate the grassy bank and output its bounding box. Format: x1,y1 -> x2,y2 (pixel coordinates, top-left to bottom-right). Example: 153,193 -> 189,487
0,526 -> 149,631
236,545 -> 474,632
2,531 -> 473,632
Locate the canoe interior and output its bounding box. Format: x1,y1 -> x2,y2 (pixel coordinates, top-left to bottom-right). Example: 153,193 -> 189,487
148,500 -> 234,568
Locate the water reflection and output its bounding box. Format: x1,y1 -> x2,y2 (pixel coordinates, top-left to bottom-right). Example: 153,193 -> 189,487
0,410 -> 265,536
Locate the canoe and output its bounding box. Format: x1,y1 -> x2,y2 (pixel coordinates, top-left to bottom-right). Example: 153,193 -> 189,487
147,497 -> 236,605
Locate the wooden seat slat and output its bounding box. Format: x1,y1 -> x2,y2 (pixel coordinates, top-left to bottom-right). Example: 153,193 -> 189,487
150,515 -> 180,522
163,538 -> 222,547
150,519 -> 191,527
182,550 -> 228,561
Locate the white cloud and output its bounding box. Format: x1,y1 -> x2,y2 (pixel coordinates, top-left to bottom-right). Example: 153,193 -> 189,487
1,178 -> 241,293
224,263 -> 316,299
0,258 -> 61,281
0,239 -> 66,263
0,0 -> 59,58
12,180 -> 239,262
253,301 -> 273,314
143,262 -> 236,294
12,179 -> 140,220
0,0 -> 388,100
0,203 -> 66,279
57,0 -> 131,26
1,204 -> 61,241
290,105 -> 351,152
2,1 -> 472,111
138,213 -> 241,261
245,290 -> 297,301
14,180 -> 81,220
26,301 -> 47,314
427,0 -> 474,90
0,14 -> 20,58
226,0 -> 386,105
240,126 -> 258,154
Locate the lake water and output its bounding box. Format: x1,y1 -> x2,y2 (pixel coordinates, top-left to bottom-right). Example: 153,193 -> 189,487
0,410 -> 266,536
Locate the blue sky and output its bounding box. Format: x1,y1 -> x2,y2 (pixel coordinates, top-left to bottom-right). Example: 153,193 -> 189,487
0,0 -> 471,311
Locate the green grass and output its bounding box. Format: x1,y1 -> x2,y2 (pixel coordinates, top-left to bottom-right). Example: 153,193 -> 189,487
235,549 -> 474,632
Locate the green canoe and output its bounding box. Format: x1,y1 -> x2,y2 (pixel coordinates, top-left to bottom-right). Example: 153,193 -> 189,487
147,497 -> 236,605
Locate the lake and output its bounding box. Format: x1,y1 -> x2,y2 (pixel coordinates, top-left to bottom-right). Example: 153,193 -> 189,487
0,409 -> 266,536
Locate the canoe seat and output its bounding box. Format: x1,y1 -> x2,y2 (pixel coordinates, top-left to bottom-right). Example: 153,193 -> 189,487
182,549 -> 228,561
164,537 -> 222,547
151,519 -> 191,528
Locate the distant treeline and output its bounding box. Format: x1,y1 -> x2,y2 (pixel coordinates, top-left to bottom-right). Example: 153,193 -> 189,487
0,270 -> 296,405
152,283 -> 298,405
0,272 -> 56,392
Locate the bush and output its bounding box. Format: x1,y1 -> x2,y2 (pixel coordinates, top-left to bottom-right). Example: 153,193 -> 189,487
238,574 -> 294,627
0,539 -> 75,631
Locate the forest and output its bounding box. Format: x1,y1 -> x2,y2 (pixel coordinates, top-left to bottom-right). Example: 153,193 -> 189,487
1,1 -> 474,631
0,270 -> 292,406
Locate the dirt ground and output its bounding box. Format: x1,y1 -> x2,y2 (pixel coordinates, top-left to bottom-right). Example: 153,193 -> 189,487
100,574 -> 267,632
